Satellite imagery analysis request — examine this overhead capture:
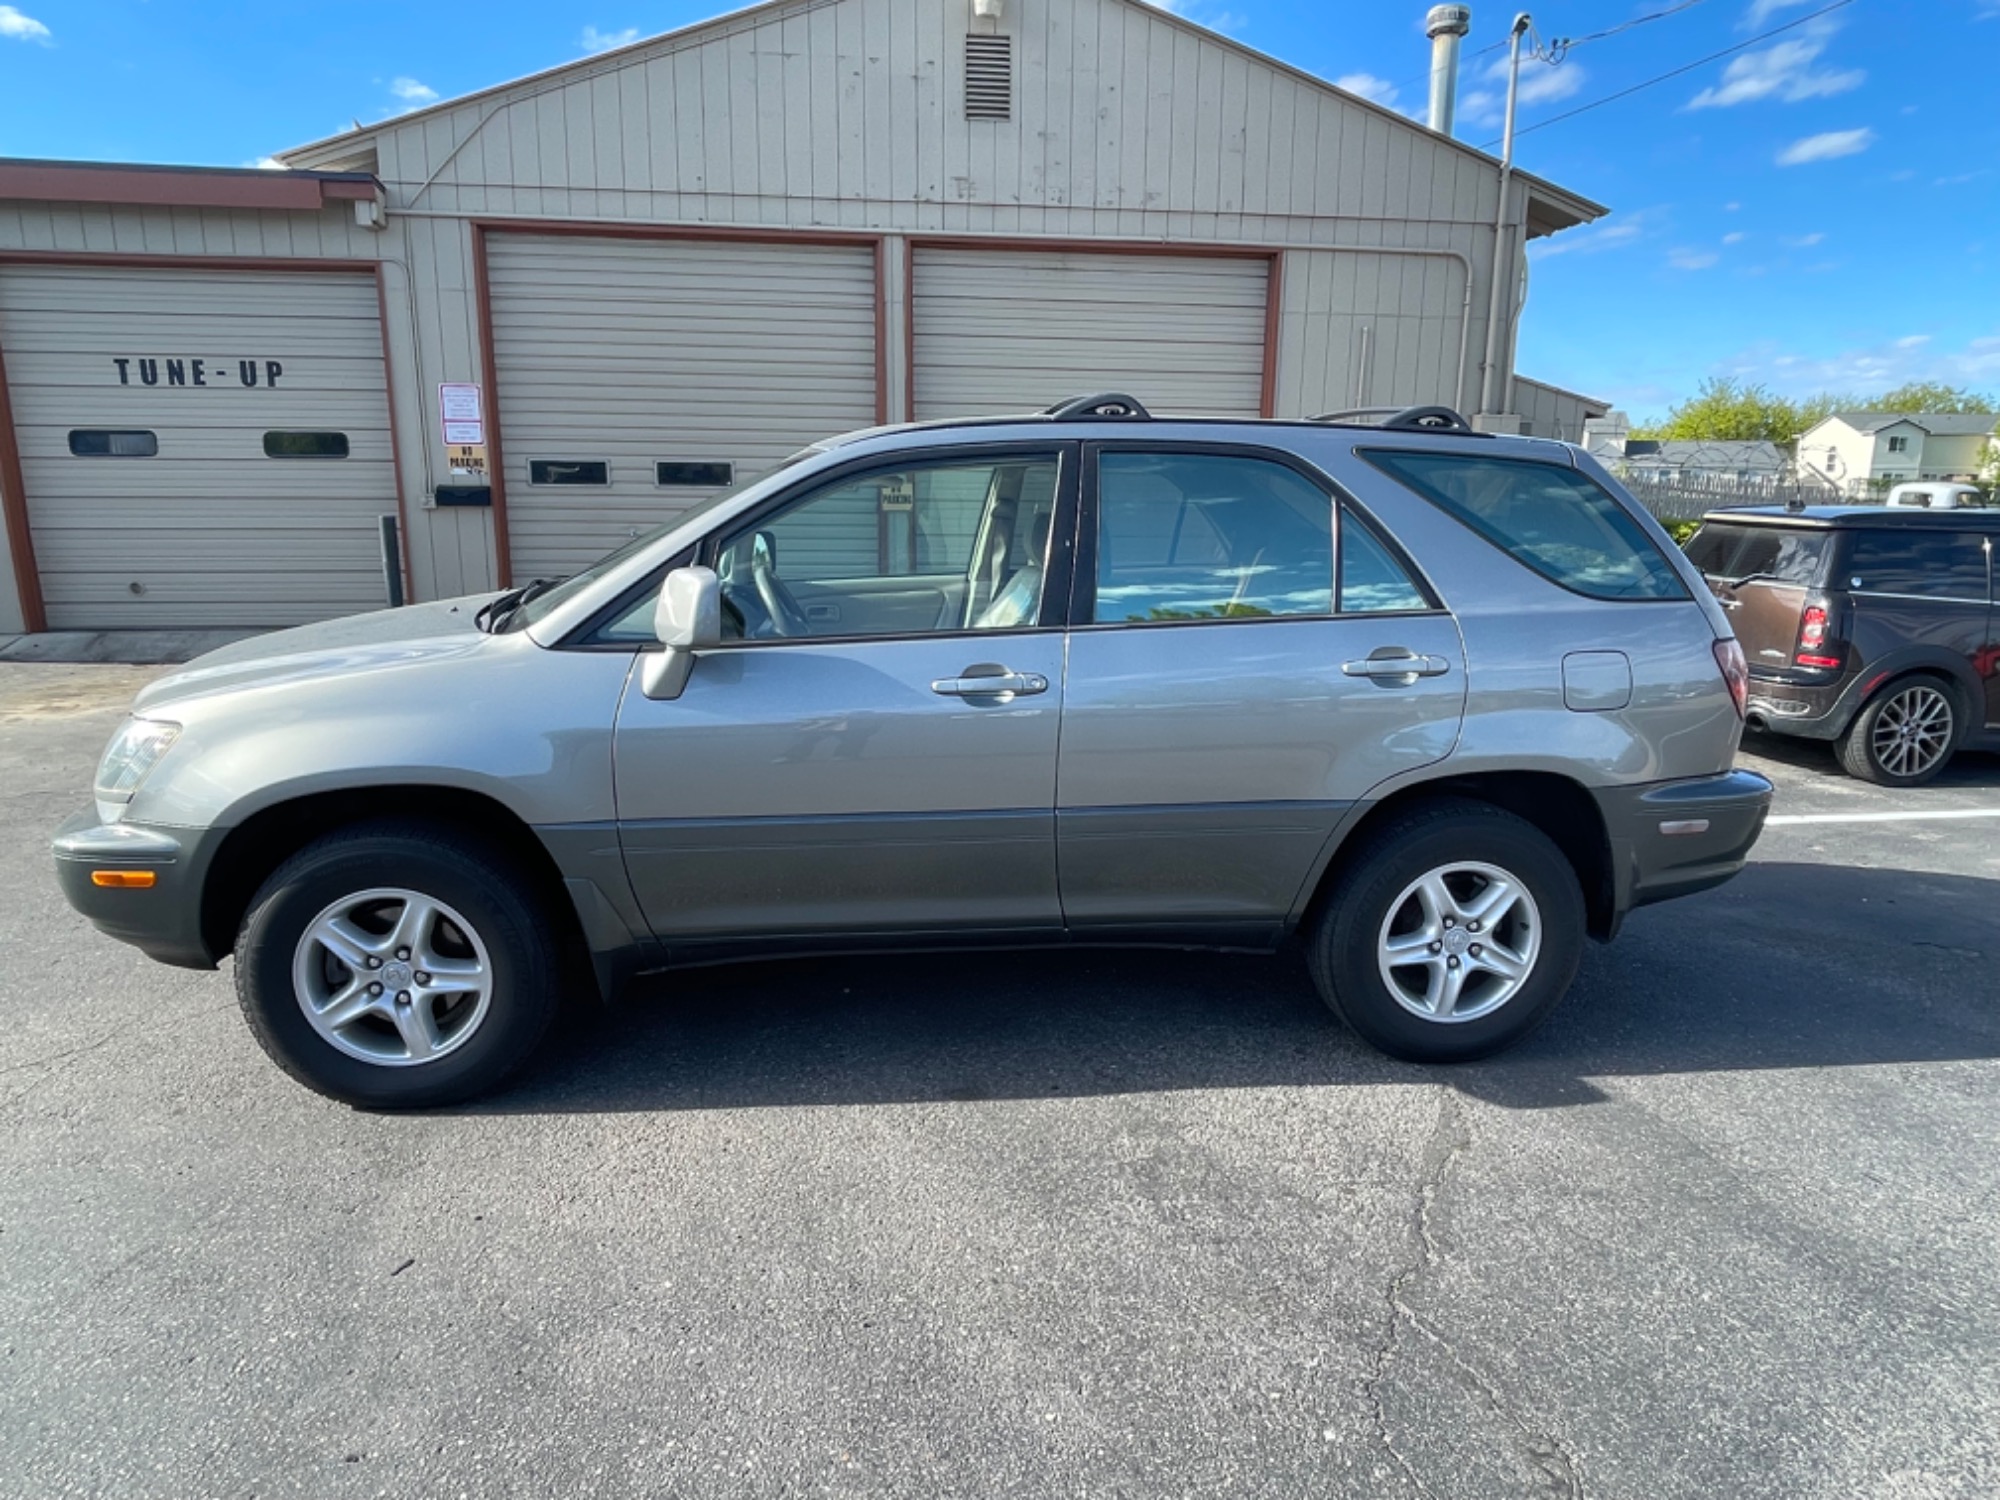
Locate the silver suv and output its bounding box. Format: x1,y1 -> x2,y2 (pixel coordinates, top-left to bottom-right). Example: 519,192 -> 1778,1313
53,397 -> 1773,1106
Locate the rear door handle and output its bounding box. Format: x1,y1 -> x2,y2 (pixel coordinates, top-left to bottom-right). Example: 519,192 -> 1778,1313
931,669 -> 1049,698
1342,650 -> 1450,681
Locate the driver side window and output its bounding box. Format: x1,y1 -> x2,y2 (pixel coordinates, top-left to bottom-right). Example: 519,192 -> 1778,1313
714,454 -> 1061,641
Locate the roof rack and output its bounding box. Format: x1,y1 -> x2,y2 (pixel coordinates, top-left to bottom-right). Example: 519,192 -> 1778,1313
1043,392 -> 1151,420
1309,404 -> 1476,434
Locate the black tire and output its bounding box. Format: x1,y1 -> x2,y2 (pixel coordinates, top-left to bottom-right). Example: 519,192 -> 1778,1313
1306,798 -> 1585,1063
233,822 -> 560,1107
1836,674 -> 1959,788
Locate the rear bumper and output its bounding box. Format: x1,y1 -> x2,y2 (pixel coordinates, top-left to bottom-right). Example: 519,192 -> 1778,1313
51,811 -> 223,969
1745,670 -> 1858,741
1592,770 -> 1773,932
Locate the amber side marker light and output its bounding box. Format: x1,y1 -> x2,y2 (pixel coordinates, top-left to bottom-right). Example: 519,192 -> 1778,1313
90,870 -> 157,889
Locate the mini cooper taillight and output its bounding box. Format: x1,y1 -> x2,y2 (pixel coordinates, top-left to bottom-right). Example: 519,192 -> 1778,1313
1795,603 -> 1842,670
1713,638 -> 1748,719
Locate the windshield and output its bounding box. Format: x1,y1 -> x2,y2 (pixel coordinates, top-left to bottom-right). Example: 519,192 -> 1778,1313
505,452 -> 820,631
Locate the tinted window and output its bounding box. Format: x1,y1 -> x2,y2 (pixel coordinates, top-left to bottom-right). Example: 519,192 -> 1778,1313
529,460 -> 609,485
657,461 -> 733,487
263,431 -> 349,458
68,430 -> 157,457
1093,452 -> 1331,623
1845,530 -> 1990,600
1365,451 -> 1688,601
1685,523 -> 1830,585
1339,509 -> 1431,613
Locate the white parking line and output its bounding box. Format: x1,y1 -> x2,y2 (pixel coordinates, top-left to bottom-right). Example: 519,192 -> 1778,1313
1766,808 -> 2000,827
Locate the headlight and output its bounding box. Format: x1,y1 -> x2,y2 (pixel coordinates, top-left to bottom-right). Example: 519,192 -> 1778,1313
94,719 -> 181,816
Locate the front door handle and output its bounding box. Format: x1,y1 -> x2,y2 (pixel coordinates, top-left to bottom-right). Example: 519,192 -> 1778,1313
1342,650 -> 1451,682
931,668 -> 1049,699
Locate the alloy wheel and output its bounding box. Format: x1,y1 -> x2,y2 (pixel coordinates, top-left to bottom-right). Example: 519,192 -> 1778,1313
291,887 -> 494,1066
1870,684 -> 1953,781
1376,861 -> 1542,1023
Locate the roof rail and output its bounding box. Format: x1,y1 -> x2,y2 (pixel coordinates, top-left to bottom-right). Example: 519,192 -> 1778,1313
1309,404 -> 1476,434
1043,392 -> 1151,420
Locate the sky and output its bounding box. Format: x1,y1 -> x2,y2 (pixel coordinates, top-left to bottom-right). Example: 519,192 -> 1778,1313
0,0 -> 1994,421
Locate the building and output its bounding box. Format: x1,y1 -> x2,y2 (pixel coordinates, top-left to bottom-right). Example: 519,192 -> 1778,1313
0,0 -> 1607,635
1510,376 -> 1606,443
1798,411 -> 1999,495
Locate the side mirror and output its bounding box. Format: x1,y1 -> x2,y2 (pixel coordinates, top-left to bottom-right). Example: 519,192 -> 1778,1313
640,565 -> 721,700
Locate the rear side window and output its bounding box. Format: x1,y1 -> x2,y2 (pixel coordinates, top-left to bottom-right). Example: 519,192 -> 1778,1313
1845,530 -> 1991,600
1686,523 -> 1830,585
1093,452 -> 1333,622
1364,450 -> 1688,601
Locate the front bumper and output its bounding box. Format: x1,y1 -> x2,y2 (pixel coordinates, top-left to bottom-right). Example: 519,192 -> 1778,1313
1592,769 -> 1773,931
51,811 -> 224,969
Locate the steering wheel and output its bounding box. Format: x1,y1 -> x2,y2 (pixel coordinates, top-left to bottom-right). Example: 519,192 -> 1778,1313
748,530 -> 810,638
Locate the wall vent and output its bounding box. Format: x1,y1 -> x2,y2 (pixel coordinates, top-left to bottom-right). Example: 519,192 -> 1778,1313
964,35 -> 1012,120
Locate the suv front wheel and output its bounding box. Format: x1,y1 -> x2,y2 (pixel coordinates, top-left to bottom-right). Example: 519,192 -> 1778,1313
233,823 -> 561,1107
1308,799 -> 1584,1062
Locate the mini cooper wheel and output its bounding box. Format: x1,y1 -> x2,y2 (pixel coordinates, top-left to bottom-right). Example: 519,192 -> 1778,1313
234,823 -> 559,1107
1838,676 -> 1958,788
1308,799 -> 1584,1062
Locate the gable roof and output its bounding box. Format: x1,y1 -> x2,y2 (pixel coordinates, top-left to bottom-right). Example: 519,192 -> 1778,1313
1817,411 -> 1999,438
278,0 -> 1605,234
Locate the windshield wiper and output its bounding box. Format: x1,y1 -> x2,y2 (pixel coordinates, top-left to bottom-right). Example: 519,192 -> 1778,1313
475,577 -> 561,633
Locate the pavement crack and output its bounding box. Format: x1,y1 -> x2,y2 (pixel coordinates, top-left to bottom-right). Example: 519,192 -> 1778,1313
1365,1088 -> 1585,1500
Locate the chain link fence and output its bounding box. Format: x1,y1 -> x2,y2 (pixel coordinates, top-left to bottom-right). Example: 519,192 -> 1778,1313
1609,467 -> 1850,522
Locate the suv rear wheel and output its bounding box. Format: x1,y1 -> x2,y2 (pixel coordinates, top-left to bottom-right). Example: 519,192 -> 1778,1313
1308,799 -> 1584,1062
1837,675 -> 1959,787
233,823 -> 560,1107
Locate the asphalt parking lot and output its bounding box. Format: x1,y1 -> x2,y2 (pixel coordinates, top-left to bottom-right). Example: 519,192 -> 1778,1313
3,662 -> 1996,1500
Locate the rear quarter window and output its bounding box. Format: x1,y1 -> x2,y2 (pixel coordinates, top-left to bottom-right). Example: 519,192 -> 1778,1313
1363,450 -> 1689,602
1844,530 -> 1992,600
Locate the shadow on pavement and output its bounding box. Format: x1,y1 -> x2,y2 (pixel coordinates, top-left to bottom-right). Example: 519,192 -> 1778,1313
466,861 -> 2000,1116
1740,728 -> 2000,788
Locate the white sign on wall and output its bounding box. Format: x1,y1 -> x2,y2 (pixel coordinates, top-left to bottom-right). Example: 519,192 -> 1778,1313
439,382 -> 485,446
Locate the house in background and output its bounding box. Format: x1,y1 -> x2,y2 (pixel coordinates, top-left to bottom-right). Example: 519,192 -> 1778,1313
1797,412 -> 1998,494
1581,411 -> 1790,482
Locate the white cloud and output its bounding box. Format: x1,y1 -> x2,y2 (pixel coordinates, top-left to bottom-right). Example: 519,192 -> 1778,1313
1667,246 -> 1720,270
1722,231 -> 1745,245
1894,334 -> 1931,349
242,156 -> 287,170
581,25 -> 642,53
1716,331 -> 2000,397
1336,73 -> 1399,108
1776,127 -> 1875,165
1530,206 -> 1664,259
0,5 -> 50,43
1460,54 -> 1586,130
1782,231 -> 1825,247
390,77 -> 438,104
1724,201 -> 1741,211
1688,23 -> 1863,109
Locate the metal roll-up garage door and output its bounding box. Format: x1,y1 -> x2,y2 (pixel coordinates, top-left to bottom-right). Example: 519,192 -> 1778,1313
912,248 -> 1270,421
0,264 -> 397,629
486,234 -> 880,581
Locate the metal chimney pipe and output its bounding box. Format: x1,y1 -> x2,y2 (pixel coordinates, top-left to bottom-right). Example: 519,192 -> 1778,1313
1425,4 -> 1472,137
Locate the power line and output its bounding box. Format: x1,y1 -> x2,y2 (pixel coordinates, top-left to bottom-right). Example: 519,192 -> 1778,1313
1477,0 -> 1856,148
1542,0 -> 1709,61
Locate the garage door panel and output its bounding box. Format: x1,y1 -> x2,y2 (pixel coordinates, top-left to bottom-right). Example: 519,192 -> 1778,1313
912,248 -> 1268,421
0,265 -> 399,629
487,234 -> 880,581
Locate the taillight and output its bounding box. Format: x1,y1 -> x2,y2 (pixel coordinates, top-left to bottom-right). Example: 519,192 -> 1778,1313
1713,637 -> 1748,719
1795,602 -> 1842,669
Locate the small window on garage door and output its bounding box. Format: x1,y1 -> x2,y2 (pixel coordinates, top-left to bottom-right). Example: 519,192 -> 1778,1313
69,430 -> 158,457
263,431 -> 350,458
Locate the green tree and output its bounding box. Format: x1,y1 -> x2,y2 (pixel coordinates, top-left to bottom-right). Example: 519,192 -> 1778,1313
1638,377 -> 1801,441
1870,382 -> 1997,415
